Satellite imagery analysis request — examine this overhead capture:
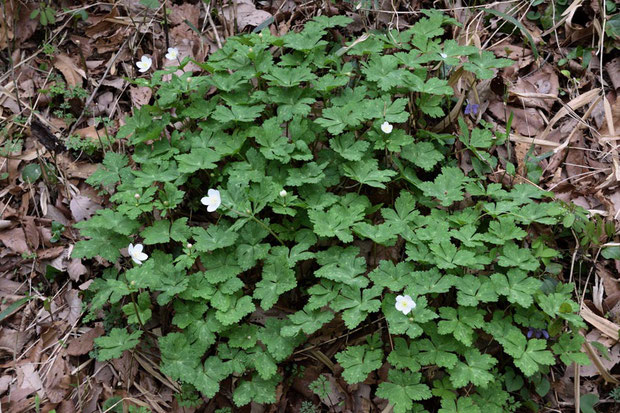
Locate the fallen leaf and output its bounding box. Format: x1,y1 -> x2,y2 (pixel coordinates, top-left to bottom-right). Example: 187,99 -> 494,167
222,0 -> 273,31
66,325 -> 104,356
68,258 -> 88,281
0,227 -> 29,254
54,54 -> 86,88
70,195 -> 101,222
130,86 -> 152,108
12,363 -> 43,401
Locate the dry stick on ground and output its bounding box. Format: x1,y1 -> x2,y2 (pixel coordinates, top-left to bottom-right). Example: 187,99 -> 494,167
66,38 -> 129,138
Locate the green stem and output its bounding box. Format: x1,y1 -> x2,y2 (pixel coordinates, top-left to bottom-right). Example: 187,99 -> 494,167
226,205 -> 285,246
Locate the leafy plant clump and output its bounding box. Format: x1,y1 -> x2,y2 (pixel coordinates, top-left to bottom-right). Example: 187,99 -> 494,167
76,13 -> 590,411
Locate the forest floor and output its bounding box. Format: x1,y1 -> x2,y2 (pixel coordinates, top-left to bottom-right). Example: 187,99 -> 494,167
1,0 -> 619,412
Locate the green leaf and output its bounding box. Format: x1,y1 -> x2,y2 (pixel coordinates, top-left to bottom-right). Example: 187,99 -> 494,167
316,104 -> 365,135
330,133 -> 370,161
387,337 -> 421,372
383,295 -> 438,339
376,370 -> 432,413
449,349 -> 497,388
512,335 -> 555,376
175,148 -> 220,173
552,334 -> 590,366
416,329 -> 460,369
430,241 -> 478,270
343,158 -> 397,189
438,397 -> 481,413
254,255 -> 297,310
580,394 -> 599,413
86,152 -> 130,190
331,285 -> 383,329
211,104 -> 265,123
497,242 -> 540,271
94,328 -> 142,361
141,220 -> 170,245
401,141 -> 444,171
233,373 -> 280,406
122,291 -> 152,324
369,260 -> 413,292
314,246 -> 368,288
438,306 -> 484,347
481,216 -> 527,244
335,344 -> 383,384
258,318 -> 304,362
490,269 -> 541,308
418,166 -> 467,206
456,274 -> 498,306
192,224 -> 238,252
214,294 -> 255,326
464,51 -> 514,79
280,308 -> 334,337
250,117 -> 295,163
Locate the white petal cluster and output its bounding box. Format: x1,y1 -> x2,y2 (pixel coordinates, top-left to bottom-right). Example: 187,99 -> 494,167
395,294 -> 416,315
165,47 -> 179,61
128,243 -> 148,265
201,189 -> 221,212
381,121 -> 393,134
136,56 -> 152,73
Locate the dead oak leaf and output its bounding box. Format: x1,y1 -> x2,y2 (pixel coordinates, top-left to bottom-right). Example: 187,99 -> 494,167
53,54 -> 86,88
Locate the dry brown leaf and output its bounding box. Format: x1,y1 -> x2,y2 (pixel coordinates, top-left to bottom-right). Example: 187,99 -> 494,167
511,65 -> 559,111
54,54 -> 86,88
23,217 -> 40,250
37,246 -> 65,261
12,363 -> 43,402
169,3 -> 200,27
66,326 -> 104,356
488,101 -> 545,136
0,227 -> 29,254
580,304 -> 620,341
70,195 -> 101,222
222,0 -> 273,31
130,86 -> 153,108
0,375 -> 11,396
67,258 -> 88,281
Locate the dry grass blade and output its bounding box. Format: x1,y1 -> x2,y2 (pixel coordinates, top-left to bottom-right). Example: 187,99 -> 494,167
580,305 -> 620,341
580,332 -> 620,384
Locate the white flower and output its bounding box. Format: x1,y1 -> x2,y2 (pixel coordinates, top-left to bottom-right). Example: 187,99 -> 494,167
439,52 -> 447,59
279,189 -> 287,197
201,189 -> 221,212
127,243 -> 148,265
165,47 -> 179,61
381,121 -> 393,134
395,294 -> 416,315
136,56 -> 152,73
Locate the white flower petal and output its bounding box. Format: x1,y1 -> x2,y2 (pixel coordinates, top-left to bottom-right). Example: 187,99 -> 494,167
135,251 -> 148,261
381,121 -> 393,134
133,243 -> 144,253
200,196 -> 210,206
128,243 -> 135,254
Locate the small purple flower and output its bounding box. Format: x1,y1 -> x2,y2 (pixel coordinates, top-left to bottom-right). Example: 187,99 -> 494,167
464,103 -> 479,116
527,328 -> 549,339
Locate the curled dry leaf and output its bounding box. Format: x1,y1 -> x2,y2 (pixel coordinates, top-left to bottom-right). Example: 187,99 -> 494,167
54,54 -> 86,88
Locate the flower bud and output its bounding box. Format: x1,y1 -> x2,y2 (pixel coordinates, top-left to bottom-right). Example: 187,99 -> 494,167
279,189 -> 287,197
134,193 -> 141,199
